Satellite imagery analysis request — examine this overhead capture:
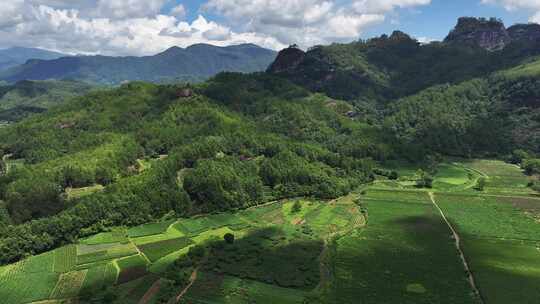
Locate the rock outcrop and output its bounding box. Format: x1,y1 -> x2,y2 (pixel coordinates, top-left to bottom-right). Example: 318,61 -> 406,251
444,17 -> 510,51
444,17 -> 540,51
267,46 -> 306,74
508,23 -> 540,43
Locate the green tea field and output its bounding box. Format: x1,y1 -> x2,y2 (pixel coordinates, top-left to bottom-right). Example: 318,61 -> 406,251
0,160 -> 539,303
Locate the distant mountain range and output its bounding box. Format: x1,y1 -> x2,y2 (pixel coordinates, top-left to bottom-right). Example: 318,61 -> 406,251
0,47 -> 66,71
0,44 -> 277,85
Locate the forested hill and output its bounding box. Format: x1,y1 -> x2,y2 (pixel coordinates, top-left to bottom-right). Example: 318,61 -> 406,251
0,80 -> 94,122
268,19 -> 540,101
267,18 -> 540,157
0,47 -> 65,72
0,74 -> 380,263
0,44 -> 277,85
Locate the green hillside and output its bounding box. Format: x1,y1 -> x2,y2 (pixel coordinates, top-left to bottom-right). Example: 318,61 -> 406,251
0,80 -> 94,122
269,31 -> 540,102
0,73 -> 380,265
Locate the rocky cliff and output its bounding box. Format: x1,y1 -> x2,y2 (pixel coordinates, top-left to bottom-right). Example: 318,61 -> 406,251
508,23 -> 540,42
267,45 -> 306,74
444,17 -> 509,50
444,17 -> 540,51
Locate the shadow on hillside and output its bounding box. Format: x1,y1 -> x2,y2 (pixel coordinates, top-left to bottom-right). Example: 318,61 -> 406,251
176,214 -> 540,304
178,226 -> 322,302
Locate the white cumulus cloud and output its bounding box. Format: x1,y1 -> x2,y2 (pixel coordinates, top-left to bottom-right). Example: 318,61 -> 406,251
0,0 -> 434,55
170,4 -> 187,19
353,0 -> 431,14
481,0 -> 540,23
204,0 -> 431,48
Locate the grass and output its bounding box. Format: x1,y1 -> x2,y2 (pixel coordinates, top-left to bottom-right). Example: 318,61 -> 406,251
435,193 -> 540,240
131,225 -> 184,245
327,196 -> 477,304
173,213 -> 248,236
53,245 -> 77,273
282,200 -> 322,224
148,245 -> 193,274
0,269 -> 58,304
379,160 -> 420,178
50,270 -> 87,299
203,227 -> 322,289
461,159 -> 530,191
127,219 -> 176,238
80,262 -> 118,294
117,254 -> 148,271
502,57 -> 540,78
138,237 -> 193,262
0,252 -> 59,304
183,272 -> 309,304
191,226 -> 237,244
65,184 -> 104,200
111,274 -> 160,303
362,189 -> 430,204
80,228 -> 128,245
14,251 -> 55,274
304,204 -> 351,233
462,238 -> 540,304
77,243 -> 138,265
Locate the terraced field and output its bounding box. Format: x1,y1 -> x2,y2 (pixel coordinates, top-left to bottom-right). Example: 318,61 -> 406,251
0,159 -> 538,303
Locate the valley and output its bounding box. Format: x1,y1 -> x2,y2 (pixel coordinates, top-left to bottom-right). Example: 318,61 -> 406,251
0,160 -> 538,304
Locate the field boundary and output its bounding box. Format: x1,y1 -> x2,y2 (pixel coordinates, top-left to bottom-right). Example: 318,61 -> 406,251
429,192 -> 485,304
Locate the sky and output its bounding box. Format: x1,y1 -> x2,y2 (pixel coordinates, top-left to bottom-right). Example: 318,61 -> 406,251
0,0 -> 539,56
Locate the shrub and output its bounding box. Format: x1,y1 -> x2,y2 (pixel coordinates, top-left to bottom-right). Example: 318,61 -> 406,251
224,233 -> 235,244
291,200 -> 302,214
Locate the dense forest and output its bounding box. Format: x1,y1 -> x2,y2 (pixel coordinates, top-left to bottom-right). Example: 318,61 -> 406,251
0,74 -> 379,263
0,80 -> 94,122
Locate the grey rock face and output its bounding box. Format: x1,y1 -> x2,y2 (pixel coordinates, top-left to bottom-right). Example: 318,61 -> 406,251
444,17 -> 510,51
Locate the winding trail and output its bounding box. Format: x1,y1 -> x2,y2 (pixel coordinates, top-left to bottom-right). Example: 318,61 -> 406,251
173,267 -> 199,303
170,255 -> 208,304
138,279 -> 161,304
428,192 -> 485,304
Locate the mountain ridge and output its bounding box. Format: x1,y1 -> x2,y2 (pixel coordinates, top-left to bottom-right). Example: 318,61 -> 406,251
0,44 -> 277,85
267,18 -> 540,101
0,47 -> 66,71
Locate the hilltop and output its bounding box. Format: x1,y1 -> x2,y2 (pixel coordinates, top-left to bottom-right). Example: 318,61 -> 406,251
444,17 -> 540,50
0,80 -> 94,122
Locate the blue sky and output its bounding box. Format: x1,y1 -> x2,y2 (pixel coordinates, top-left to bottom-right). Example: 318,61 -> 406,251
163,0 -> 534,42
363,0 -> 533,41
0,0 -> 539,55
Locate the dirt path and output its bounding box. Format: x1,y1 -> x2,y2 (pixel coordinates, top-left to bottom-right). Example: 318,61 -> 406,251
138,279 -> 161,304
428,192 -> 485,304
1,153 -> 12,175
317,238 -> 332,291
171,265 -> 201,304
